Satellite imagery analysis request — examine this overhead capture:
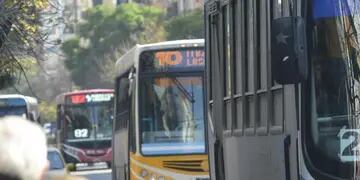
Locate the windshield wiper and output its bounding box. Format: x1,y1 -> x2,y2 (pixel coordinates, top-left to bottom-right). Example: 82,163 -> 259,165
173,78 -> 194,103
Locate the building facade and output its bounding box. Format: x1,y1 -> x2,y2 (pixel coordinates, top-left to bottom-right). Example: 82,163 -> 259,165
62,0 -> 117,40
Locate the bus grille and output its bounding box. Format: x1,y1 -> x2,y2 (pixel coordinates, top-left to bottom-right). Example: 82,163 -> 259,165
163,160 -> 205,172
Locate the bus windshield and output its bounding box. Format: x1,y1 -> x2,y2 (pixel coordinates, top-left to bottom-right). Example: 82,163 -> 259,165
140,76 -> 205,155
308,0 -> 360,178
0,106 -> 27,118
65,103 -> 113,141
0,98 -> 27,118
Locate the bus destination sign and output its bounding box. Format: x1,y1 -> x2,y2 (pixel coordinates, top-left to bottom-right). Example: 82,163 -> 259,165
85,93 -> 114,103
141,49 -> 204,72
68,93 -> 114,104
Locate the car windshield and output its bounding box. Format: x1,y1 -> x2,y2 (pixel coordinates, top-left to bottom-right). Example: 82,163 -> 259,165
140,76 -> 205,155
47,151 -> 64,170
308,0 -> 360,178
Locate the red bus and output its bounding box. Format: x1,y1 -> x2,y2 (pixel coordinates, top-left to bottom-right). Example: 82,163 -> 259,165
55,89 -> 114,170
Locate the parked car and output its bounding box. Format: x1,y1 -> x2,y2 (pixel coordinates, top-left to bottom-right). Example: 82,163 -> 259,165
47,147 -> 70,179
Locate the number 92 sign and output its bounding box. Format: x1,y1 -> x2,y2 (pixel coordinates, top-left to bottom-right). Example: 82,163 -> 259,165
74,129 -> 89,138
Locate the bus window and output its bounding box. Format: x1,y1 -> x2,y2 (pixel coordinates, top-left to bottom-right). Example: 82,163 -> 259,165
129,86 -> 136,153
115,76 -> 130,131
0,98 -> 27,118
0,106 -> 27,117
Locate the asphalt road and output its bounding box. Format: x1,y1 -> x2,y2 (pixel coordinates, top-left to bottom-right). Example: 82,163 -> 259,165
71,169 -> 111,180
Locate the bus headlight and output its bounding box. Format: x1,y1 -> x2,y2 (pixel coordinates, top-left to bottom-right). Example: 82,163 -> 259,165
140,169 -> 148,177
150,175 -> 156,180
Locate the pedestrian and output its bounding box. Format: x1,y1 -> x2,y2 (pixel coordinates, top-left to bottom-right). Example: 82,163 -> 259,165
0,116 -> 48,180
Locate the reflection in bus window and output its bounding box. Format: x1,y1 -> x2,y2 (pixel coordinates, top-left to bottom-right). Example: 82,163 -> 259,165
96,105 -> 113,139
140,76 -> 205,155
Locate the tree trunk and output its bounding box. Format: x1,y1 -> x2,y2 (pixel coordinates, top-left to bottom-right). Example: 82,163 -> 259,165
0,18 -> 13,49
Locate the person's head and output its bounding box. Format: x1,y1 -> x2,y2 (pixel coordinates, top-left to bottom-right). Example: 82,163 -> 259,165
0,116 -> 48,180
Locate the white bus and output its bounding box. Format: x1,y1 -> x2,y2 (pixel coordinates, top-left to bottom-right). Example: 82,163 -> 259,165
112,39 -> 209,180
0,94 -> 39,122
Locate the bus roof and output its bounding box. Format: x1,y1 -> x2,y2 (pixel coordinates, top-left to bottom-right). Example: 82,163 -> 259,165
55,89 -> 114,104
115,39 -> 204,77
0,94 -> 38,105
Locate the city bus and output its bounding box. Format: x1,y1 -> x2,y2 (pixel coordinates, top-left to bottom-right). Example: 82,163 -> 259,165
0,94 -> 39,122
112,39 -> 209,180
55,89 -> 114,170
205,0 -> 360,179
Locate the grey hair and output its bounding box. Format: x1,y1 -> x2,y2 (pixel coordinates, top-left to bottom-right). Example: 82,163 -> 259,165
0,116 -> 47,180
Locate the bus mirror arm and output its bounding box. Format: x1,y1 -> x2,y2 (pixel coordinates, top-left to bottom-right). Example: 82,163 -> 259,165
271,16 -> 308,84
128,68 -> 135,96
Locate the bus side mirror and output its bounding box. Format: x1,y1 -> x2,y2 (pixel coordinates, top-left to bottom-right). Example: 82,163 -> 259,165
271,17 -> 308,84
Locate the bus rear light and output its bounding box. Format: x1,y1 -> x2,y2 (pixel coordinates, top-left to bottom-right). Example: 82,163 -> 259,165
150,174 -> 156,180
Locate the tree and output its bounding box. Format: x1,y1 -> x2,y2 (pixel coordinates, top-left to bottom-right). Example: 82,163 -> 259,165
39,101 -> 57,122
0,0 -> 62,90
62,3 -> 166,89
0,57 -> 71,123
165,9 -> 204,40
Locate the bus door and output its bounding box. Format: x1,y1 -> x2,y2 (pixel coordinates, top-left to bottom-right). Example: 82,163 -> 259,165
113,71 -> 132,180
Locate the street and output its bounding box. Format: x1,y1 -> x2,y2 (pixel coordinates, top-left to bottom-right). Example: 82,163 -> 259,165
71,169 -> 111,180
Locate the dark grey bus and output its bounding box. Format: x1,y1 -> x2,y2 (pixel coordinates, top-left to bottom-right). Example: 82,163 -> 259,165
205,0 -> 360,179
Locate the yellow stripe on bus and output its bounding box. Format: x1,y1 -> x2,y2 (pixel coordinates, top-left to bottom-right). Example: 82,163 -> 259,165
129,153 -> 209,180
